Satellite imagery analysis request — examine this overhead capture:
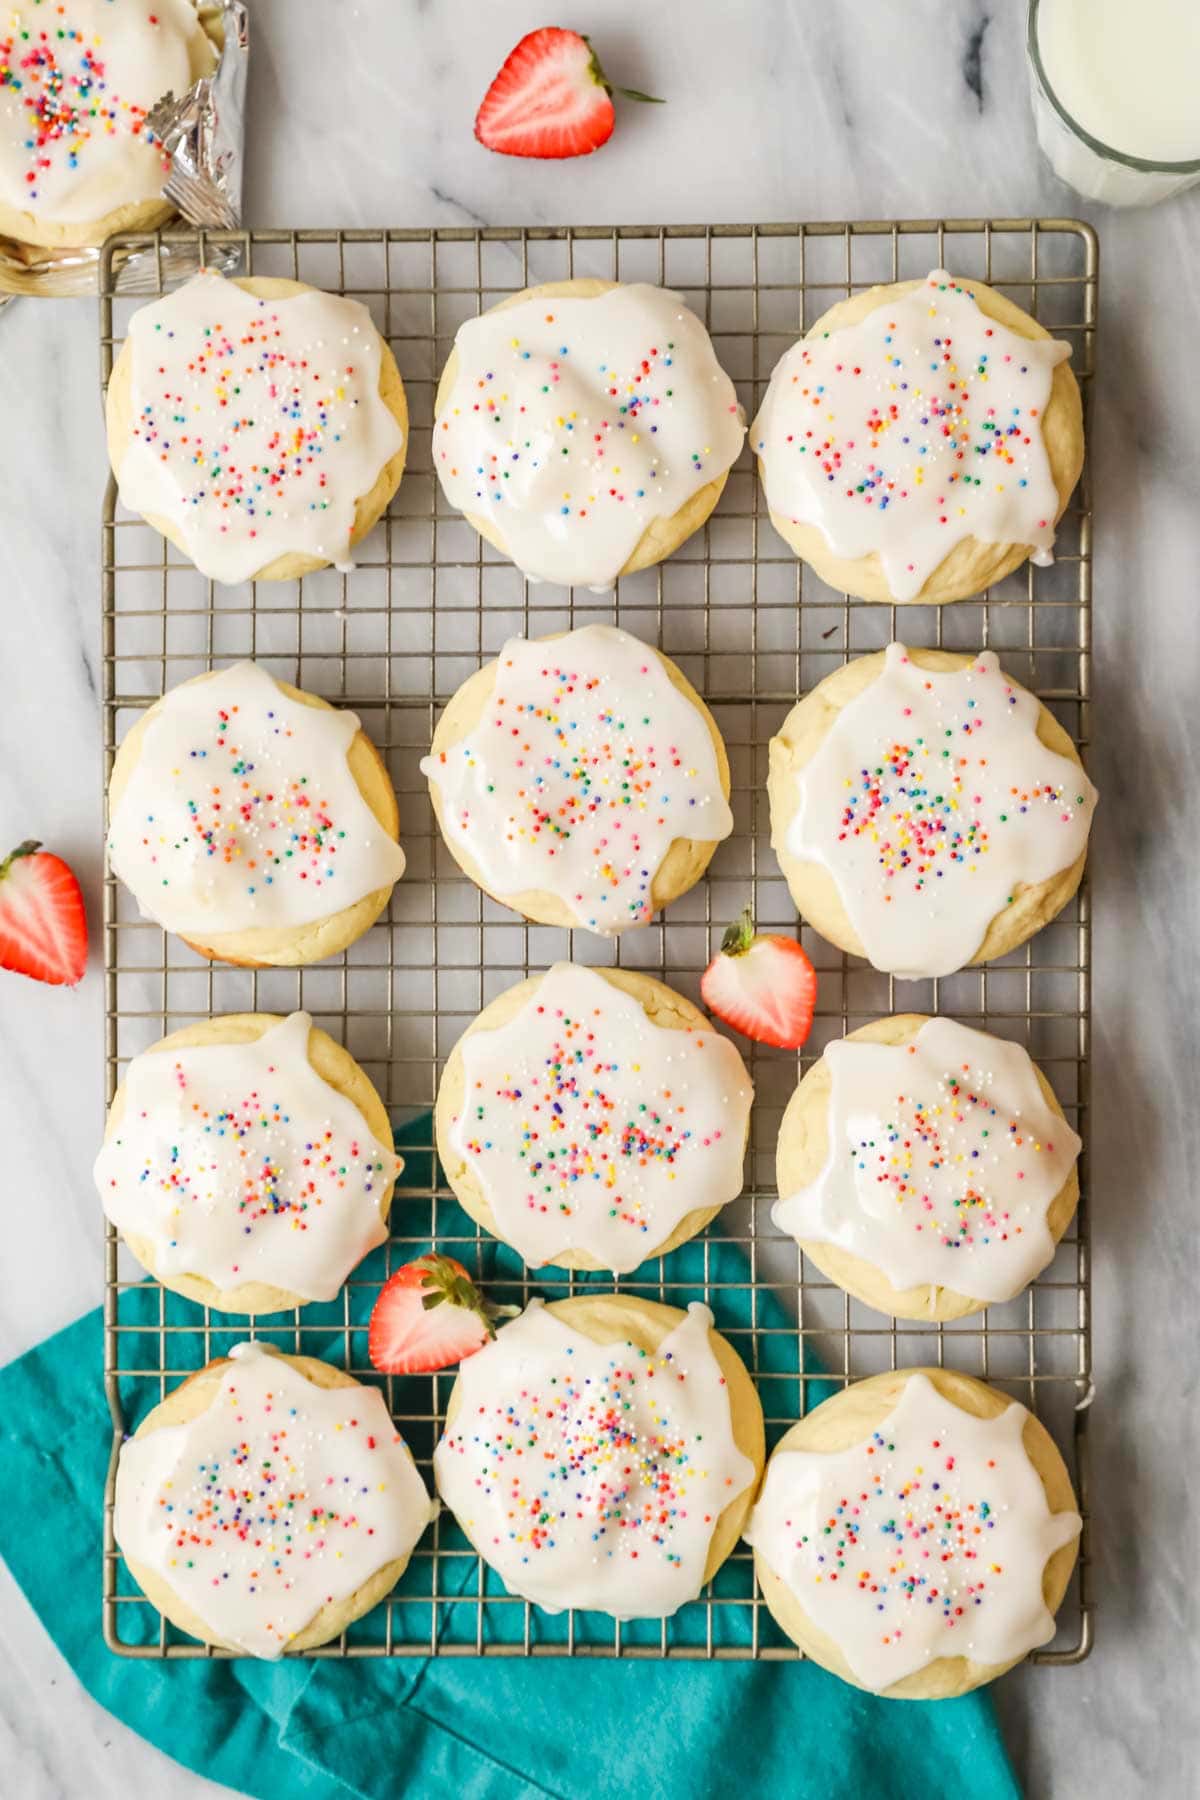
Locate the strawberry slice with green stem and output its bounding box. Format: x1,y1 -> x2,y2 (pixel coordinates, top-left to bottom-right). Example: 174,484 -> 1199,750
368,1254 -> 517,1376
475,28 -> 662,160
0,839 -> 87,988
700,909 -> 817,1050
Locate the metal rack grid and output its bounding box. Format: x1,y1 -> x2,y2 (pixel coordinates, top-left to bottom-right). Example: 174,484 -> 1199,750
99,218 -> 1096,1662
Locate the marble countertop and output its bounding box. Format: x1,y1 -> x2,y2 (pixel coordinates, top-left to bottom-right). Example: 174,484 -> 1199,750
1,2 -> 1197,1795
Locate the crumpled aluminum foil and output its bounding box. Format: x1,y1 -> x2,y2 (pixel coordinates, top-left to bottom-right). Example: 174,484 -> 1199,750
0,0 -> 249,301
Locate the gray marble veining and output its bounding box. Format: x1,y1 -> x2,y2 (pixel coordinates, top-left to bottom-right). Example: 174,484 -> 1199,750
1,3 -> 1198,1796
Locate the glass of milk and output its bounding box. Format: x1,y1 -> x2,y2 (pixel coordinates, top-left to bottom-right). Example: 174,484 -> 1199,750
1028,0 -> 1200,206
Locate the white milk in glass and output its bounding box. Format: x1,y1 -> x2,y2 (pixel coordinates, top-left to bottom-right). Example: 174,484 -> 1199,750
1030,0 -> 1200,205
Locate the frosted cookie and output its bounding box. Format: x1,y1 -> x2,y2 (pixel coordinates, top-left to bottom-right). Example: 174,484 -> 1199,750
96,1012 -> 402,1313
433,279 -> 745,588
745,1368 -> 1081,1697
435,1296 -> 763,1617
106,662 -> 405,966
0,0 -> 218,251
422,624 -> 733,933
436,962 -> 752,1274
114,1342 -> 434,1657
768,646 -> 1097,979
775,1015 -> 1081,1320
106,270 -> 408,583
751,271 -> 1084,604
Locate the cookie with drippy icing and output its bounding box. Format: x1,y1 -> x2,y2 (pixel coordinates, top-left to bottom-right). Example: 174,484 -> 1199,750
114,1343 -> 434,1657
106,662 -> 406,966
433,279 -> 745,588
436,963 -> 753,1274
106,271 -> 408,583
745,1368 -> 1081,1698
768,645 -> 1097,979
752,272 -> 1084,604
96,1012 -> 402,1313
0,0 -> 218,250
422,625 -> 733,935
774,1014 -> 1081,1319
434,1296 -> 763,1619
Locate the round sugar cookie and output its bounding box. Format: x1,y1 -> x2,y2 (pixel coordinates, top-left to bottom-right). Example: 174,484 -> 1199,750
97,1012 -> 401,1314
751,271 -> 1084,604
436,963 -> 753,1273
114,1343 -> 433,1657
106,271 -> 408,582
433,278 -> 745,587
774,1014 -> 1081,1320
0,0 -> 219,252
106,662 -> 405,966
746,1367 -> 1081,1698
767,646 -> 1097,979
422,624 -> 733,934
435,1295 -> 764,1618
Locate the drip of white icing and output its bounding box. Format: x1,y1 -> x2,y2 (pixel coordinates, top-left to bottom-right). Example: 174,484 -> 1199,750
420,625 -> 733,935
774,1018 -> 1080,1304
433,283 -> 745,588
95,1012 -> 400,1302
434,1301 -> 755,1618
0,0 -> 203,226
107,662 -> 406,936
116,271 -> 403,583
751,271 -> 1071,601
114,1342 -> 434,1658
745,1372 -> 1080,1690
450,962 -> 752,1272
782,644 -> 1097,979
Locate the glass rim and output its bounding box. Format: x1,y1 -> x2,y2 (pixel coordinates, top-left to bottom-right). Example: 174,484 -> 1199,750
1027,0 -> 1200,176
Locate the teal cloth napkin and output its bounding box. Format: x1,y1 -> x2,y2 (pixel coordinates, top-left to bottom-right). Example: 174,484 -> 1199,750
0,1116 -> 1021,1800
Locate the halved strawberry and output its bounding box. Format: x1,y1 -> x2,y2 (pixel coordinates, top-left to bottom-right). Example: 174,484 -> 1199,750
700,909 -> 817,1050
368,1254 -> 515,1375
475,27 -> 661,160
0,839 -> 87,988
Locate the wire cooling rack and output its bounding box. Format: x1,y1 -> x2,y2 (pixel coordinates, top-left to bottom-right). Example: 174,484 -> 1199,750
99,219 -> 1096,1661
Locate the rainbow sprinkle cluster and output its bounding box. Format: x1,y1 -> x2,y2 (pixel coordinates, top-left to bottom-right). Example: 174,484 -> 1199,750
104,1057 -> 386,1262
155,1377 -> 392,1637
848,1052 -> 1059,1252
438,310 -> 733,526
462,997 -> 721,1236
837,666 -> 1078,897
0,5 -> 165,203
792,1422 -> 1002,1637
445,653 -> 700,929
448,1341 -> 717,1569
766,276 -> 1050,532
135,696 -> 348,904
135,302 -> 358,540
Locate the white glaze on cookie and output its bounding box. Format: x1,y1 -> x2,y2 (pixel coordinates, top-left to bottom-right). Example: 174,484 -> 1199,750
114,1342 -> 434,1658
781,645 -> 1097,979
744,1372 -> 1080,1691
116,271 -> 404,583
0,0 -> 201,226
434,1301 -> 755,1617
752,272 -> 1071,601
421,625 -> 733,935
107,662 -> 406,937
95,1012 -> 400,1302
451,963 -> 751,1272
433,283 -> 745,588
774,1019 -> 1080,1304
